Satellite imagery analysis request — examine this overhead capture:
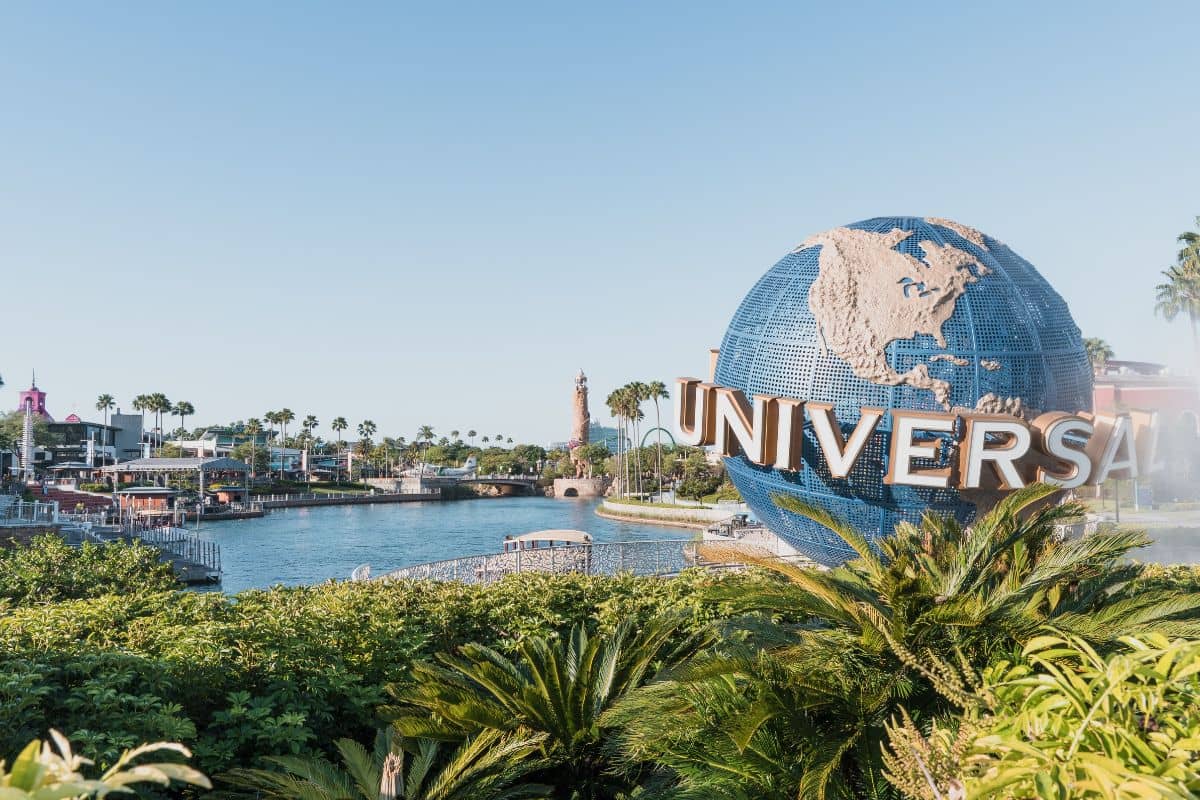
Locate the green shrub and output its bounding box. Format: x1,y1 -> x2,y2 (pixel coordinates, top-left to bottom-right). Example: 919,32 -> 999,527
0,548 -> 770,775
0,535 -> 178,604
885,633 -> 1200,799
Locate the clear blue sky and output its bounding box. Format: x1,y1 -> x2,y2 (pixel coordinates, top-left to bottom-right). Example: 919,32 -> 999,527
2,2 -> 1197,444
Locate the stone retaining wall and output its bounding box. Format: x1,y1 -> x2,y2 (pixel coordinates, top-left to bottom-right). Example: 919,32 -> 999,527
553,477 -> 610,498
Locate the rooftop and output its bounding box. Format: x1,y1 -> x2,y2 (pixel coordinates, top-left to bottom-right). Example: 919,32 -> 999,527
100,456 -> 250,473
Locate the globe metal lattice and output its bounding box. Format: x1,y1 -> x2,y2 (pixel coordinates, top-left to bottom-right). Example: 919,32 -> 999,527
715,217 -> 1093,565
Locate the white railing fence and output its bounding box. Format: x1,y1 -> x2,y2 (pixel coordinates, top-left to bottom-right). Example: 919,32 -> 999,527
369,538 -> 806,586
0,500 -> 60,526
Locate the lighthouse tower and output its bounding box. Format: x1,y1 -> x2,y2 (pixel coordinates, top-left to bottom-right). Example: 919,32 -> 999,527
569,369 -> 590,450
554,369 -> 610,498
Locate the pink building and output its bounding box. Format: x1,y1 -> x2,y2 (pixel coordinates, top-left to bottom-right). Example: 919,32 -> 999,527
16,374 -> 52,420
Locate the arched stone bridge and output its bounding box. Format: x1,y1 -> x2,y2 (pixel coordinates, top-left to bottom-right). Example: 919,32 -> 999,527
459,476 -> 540,496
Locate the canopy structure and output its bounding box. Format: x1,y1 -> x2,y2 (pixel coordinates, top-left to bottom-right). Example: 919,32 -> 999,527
504,529 -> 592,547
100,457 -> 250,517
100,457 -> 250,474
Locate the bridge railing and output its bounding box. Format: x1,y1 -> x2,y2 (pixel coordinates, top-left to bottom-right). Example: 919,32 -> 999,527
250,490 -> 438,504
467,474 -> 540,482
370,538 -> 806,585
132,526 -> 222,574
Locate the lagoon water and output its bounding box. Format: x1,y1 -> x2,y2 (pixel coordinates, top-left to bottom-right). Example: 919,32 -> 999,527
195,496 -> 1200,594
198,496 -> 688,593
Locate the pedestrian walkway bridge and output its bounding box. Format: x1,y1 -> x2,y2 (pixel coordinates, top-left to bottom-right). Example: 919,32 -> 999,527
459,475 -> 540,489
356,537 -> 807,585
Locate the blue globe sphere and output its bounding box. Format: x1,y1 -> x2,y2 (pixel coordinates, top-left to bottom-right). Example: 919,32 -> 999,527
715,216 -> 1093,565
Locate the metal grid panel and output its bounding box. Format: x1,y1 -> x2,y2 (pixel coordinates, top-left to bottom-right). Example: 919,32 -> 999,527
715,216 -> 1094,566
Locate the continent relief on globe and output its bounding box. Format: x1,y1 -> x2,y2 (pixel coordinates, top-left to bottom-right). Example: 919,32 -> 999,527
801,217 -> 1019,415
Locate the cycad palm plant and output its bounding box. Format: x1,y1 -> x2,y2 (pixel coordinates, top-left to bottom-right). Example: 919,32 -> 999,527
390,617 -> 709,799
753,484 -> 1200,650
614,484 -> 1200,799
223,730 -> 548,800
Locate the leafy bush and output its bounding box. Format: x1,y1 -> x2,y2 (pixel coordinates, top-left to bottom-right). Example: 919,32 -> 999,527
883,633 -> 1200,799
0,535 -> 178,605
968,633 -> 1200,798
0,554 -> 768,775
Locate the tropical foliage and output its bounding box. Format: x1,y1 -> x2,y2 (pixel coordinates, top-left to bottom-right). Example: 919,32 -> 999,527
605,485 -> 1200,799
391,617 -> 710,798
9,481 -> 1200,799
224,729 -> 549,800
0,730 -> 208,799
968,632 -> 1200,798
882,632 -> 1200,799
0,556 -> 749,776
0,534 -> 178,604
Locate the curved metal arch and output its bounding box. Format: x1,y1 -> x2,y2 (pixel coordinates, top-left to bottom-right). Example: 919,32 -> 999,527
640,426 -> 676,449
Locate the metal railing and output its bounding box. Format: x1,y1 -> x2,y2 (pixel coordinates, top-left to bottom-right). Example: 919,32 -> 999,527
58,509 -> 110,527
134,526 -> 222,574
251,490 -> 438,504
0,500 -> 60,526
371,538 -> 794,585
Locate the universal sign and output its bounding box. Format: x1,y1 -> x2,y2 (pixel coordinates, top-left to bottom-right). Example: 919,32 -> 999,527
673,375 -> 1153,491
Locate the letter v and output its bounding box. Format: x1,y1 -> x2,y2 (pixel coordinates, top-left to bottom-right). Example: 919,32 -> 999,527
807,403 -> 883,479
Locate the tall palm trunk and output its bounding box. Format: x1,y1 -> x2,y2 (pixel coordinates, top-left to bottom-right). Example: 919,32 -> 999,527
634,418 -> 643,497
628,419 -> 638,494
653,398 -> 663,501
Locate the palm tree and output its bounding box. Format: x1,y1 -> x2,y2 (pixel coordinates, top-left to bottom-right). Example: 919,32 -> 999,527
605,389 -> 626,497
1155,218 -> 1200,373
223,729 -> 549,800
626,382 -> 649,496
302,415 -> 319,482
392,617 -> 707,799
132,394 -> 150,449
279,408 -> 295,448
450,430 -> 460,443
481,436 -> 490,446
171,401 -> 195,441
147,393 -> 170,453
467,430 -> 477,447
332,417 -> 349,482
647,484 -> 1200,799
1083,337 -> 1114,375
244,418 -> 263,477
95,394 -> 115,426
358,421 -> 377,465
646,380 -> 669,499
505,437 -> 512,446
417,425 -> 435,461
263,411 -> 282,478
